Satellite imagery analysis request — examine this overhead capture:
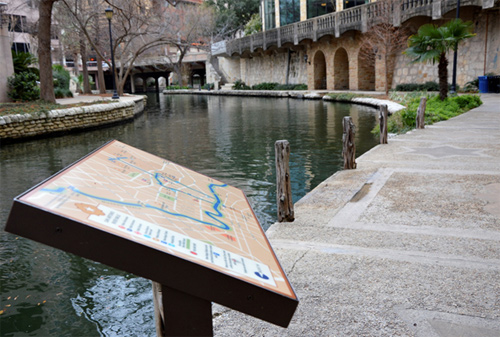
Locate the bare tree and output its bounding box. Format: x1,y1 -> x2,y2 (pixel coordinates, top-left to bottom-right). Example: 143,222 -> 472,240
359,0 -> 410,94
58,0 -> 215,92
163,3 -> 215,86
39,0 -> 58,102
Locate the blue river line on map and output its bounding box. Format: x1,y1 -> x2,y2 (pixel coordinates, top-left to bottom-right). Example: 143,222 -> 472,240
40,156 -> 231,230
110,156 -> 213,202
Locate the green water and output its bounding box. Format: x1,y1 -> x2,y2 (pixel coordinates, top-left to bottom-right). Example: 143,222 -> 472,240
0,93 -> 378,336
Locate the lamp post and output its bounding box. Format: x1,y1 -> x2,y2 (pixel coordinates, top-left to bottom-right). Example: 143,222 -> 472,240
105,8 -> 119,99
450,0 -> 460,94
0,3 -> 7,28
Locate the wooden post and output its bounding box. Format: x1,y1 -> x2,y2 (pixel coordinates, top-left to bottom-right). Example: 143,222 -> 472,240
153,281 -> 213,337
416,97 -> 427,129
153,281 -> 165,337
342,116 -> 357,169
275,140 -> 294,222
379,104 -> 388,144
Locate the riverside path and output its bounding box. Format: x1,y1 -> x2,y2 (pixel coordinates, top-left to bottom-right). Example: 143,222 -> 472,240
213,94 -> 500,337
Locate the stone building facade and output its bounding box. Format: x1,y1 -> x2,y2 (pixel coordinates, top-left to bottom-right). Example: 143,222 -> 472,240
211,0 -> 500,91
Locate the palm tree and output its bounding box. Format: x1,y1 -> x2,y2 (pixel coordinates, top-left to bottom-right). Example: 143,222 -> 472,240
404,19 -> 475,100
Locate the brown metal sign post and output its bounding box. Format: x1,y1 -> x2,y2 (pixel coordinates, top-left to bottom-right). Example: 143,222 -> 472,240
5,140 -> 298,336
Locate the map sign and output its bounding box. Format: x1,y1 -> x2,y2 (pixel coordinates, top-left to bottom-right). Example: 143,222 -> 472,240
7,140 -> 297,304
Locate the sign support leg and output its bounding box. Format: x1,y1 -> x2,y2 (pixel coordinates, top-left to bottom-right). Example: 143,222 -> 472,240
153,282 -> 213,337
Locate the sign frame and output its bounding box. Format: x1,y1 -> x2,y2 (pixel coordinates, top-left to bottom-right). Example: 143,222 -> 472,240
5,140 -> 298,333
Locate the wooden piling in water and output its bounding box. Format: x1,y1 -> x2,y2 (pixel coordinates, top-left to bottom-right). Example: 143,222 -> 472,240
275,140 -> 294,222
416,97 -> 427,129
379,104 -> 388,144
342,116 -> 356,169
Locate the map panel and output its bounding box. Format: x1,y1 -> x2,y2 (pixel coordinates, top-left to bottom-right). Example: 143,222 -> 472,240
19,140 -> 295,298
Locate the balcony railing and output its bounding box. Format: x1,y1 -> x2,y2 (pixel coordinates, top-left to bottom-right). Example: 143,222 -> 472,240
213,0 -> 491,57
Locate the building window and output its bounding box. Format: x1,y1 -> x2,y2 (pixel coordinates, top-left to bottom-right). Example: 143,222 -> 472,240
344,0 -> 367,10
12,42 -> 30,54
8,15 -> 27,33
307,0 -> 335,19
263,0 -> 276,30
279,0 -> 300,26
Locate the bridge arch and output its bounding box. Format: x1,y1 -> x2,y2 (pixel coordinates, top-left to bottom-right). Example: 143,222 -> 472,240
134,77 -> 145,92
334,47 -> 349,90
313,50 -> 327,90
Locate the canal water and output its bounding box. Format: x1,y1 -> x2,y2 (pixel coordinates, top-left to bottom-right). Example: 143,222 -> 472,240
0,93 -> 378,336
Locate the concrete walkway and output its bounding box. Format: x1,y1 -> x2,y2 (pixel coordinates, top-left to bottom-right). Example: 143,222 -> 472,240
56,93 -> 140,105
213,94 -> 500,336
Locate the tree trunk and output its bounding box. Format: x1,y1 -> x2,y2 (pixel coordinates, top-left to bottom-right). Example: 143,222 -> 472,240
95,15 -> 106,94
39,0 -> 58,103
96,53 -> 106,94
80,38 -> 91,94
438,52 -> 448,101
384,53 -> 389,95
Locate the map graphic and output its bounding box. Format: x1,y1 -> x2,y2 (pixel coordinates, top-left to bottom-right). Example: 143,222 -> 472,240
19,140 -> 295,298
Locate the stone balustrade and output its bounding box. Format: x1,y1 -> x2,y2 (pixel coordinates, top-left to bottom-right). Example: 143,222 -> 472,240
213,0 -> 493,57
0,96 -> 146,143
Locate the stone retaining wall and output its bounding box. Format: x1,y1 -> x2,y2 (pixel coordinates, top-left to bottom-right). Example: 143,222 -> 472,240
0,96 -> 146,143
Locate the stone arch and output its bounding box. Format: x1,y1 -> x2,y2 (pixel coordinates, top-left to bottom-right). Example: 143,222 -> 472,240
146,77 -> 157,91
158,76 -> 168,89
313,50 -> 327,90
134,77 -> 145,92
357,46 -> 375,91
334,47 -> 349,90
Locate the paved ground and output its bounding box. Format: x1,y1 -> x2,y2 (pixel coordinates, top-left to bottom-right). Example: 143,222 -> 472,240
56,93 -> 139,105
212,94 -> 500,336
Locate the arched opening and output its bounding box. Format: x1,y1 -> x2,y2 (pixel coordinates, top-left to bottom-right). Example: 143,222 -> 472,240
358,45 -> 375,91
134,77 -> 145,92
146,77 -> 156,91
158,76 -> 168,90
313,50 -> 327,90
334,47 -> 349,90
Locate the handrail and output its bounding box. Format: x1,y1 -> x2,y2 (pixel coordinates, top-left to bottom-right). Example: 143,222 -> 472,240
219,0 -> 484,56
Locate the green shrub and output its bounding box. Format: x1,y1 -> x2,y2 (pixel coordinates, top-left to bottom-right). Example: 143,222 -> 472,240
12,51 -> 39,77
54,87 -> 73,99
52,64 -> 71,90
7,72 -> 40,101
275,83 -> 308,90
165,85 -> 190,90
422,81 -> 439,91
292,84 -> 308,90
395,81 -> 439,92
251,82 -> 279,90
203,83 -> 214,90
326,93 -> 363,101
383,94 -> 482,134
233,79 -> 251,90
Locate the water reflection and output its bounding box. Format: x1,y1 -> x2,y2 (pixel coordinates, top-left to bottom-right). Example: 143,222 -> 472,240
0,93 -> 378,336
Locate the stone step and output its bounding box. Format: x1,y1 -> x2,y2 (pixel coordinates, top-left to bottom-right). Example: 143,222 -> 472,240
220,83 -> 234,91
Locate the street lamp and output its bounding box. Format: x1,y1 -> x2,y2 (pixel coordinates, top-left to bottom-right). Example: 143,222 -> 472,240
105,7 -> 119,100
0,3 -> 7,28
450,0 -> 460,95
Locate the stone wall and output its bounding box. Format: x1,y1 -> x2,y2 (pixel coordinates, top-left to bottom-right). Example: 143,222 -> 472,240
392,9 -> 500,87
0,97 -> 146,143
240,50 -> 308,86
215,6 -> 500,90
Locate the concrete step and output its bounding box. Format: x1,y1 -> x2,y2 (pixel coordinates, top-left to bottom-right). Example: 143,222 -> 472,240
220,83 -> 234,91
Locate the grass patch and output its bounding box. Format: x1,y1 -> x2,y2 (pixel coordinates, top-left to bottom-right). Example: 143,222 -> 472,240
0,100 -> 112,117
325,92 -> 368,101
373,93 -> 482,135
